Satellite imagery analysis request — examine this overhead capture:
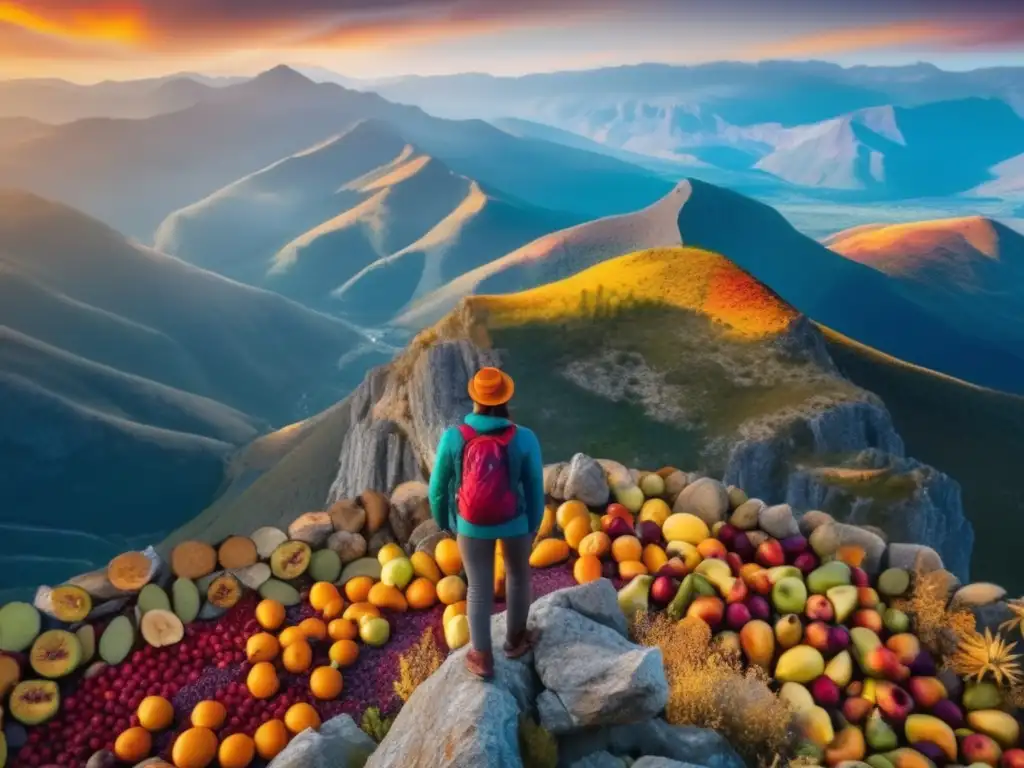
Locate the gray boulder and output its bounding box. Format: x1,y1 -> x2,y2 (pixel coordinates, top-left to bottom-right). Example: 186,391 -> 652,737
885,542 -> 943,573
268,714 -> 376,768
389,481 -> 432,545
559,720 -> 743,768
672,478 -> 729,527
532,579 -> 629,637
758,504 -> 799,539
569,752 -> 627,768
546,454 -> 610,507
633,759 -> 700,768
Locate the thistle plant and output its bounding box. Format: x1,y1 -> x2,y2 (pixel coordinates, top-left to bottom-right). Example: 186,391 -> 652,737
951,628 -> 1024,687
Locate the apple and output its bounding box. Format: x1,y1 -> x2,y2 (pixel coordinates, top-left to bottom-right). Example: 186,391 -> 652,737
635,520 -> 662,547
605,516 -> 634,539
772,576 -> 808,614
780,535 -> 809,558
805,594 -> 835,622
810,675 -> 841,708
827,626 -> 851,655
756,539 -> 786,568
359,616 -> 391,647
726,602 -> 752,631
650,575 -> 678,606
697,538 -> 728,560
605,503 -> 632,521
686,596 -> 725,628
723,577 -> 749,604
793,551 -> 819,574
850,566 -> 870,587
852,609 -> 884,634
804,621 -> 831,653
745,595 -> 771,621
656,558 -> 688,579
717,523 -> 740,549
732,532 -> 755,562
726,552 -> 744,576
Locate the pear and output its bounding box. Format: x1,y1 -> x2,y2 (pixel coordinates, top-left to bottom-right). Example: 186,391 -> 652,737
779,682 -> 816,713
866,707 -> 899,751
807,561 -> 852,594
776,645 -> 825,683
766,565 -> 802,584
826,585 -> 860,623
825,649 -> 854,687
665,573 -> 715,622
617,575 -> 653,619
850,626 -> 882,665
798,705 -> 835,747
963,681 -> 1003,711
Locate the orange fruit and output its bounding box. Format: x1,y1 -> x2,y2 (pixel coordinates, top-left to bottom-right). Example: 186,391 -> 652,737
218,733 -> 256,768
642,543 -> 668,573
368,582 -> 409,612
404,577 -> 437,610
442,600 -> 467,627
410,551 -> 442,583
136,695 -> 174,731
278,626 -> 306,648
434,538 -> 462,576
246,661 -> 279,699
310,666 -> 344,700
322,597 -> 345,620
282,639 -> 313,673
563,515 -> 592,550
436,575 -> 467,605
327,618 -> 358,642
253,719 -> 289,761
171,726 -> 218,768
573,554 -> 603,584
284,702 -> 321,734
696,538 -> 727,559
342,601 -> 381,623
578,531 -> 611,558
191,700 -> 227,730
611,534 -> 642,563
556,500 -> 589,530
298,617 -> 328,641
328,639 -> 359,668
344,576 -> 375,603
114,726 -> 152,763
837,544 -> 866,568
308,582 -> 341,612
245,632 -> 280,663
618,560 -> 648,579
255,599 -> 286,631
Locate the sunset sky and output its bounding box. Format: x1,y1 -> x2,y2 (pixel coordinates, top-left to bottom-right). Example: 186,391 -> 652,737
2,0 -> 1023,82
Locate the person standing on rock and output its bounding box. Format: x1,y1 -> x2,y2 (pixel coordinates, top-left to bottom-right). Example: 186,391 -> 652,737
428,366 -> 545,679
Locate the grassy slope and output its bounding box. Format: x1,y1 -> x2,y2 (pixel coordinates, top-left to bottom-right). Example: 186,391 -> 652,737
0,190 -> 364,424
822,328 -> 1024,588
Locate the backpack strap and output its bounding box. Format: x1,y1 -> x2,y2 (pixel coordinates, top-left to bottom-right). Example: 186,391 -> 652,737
457,424 -> 477,442
492,425 -> 517,446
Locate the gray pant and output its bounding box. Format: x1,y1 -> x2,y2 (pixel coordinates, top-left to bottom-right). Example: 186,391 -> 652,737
456,533 -> 533,655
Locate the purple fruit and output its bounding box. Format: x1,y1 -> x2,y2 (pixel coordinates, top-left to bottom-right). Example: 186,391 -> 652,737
725,602 -> 752,631
635,520 -> 662,547
809,676 -> 841,708
908,649 -> 937,677
780,535 -> 809,558
601,560 -> 619,580
931,698 -> 966,730
745,595 -> 771,621
911,741 -> 947,766
717,524 -> 739,549
827,626 -> 851,655
792,551 -> 819,574
606,516 -> 633,539
733,532 -> 755,562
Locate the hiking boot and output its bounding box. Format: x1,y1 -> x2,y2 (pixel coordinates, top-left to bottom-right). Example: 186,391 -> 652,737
504,629 -> 536,660
465,649 -> 494,679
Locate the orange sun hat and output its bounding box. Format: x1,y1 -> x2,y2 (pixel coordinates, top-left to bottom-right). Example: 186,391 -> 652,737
468,367 -> 515,406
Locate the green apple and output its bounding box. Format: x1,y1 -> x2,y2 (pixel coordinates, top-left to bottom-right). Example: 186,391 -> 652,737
380,557 -> 415,590
359,616 -> 391,647
772,576 -> 808,614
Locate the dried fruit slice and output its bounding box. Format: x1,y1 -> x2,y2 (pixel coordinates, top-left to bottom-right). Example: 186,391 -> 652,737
75,625 -> 96,662
137,584 -> 172,615
29,630 -> 82,678
270,541 -> 312,580
107,551 -> 156,592
9,680 -> 59,725
206,573 -> 242,609
140,609 -> 184,648
309,550 -> 342,583
34,585 -> 92,623
171,541 -> 217,580
218,536 -> 258,570
232,563 -> 271,590
0,653 -> 21,698
0,602 -> 41,652
99,615 -> 135,664
172,578 -> 201,624
251,527 -> 288,560
258,579 -> 300,607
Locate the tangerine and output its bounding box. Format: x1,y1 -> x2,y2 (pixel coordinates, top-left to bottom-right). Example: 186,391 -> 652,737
284,702 -> 321,734
255,599 -> 286,631
610,534 -> 642,563
308,582 -> 341,612
114,726 -> 152,763
218,733 -> 256,768
327,618 -> 358,642
573,554 -> 603,584
136,695 -> 174,731
433,538 -> 462,576
328,639 -> 359,668
253,719 -> 289,761
278,626 -> 306,648
578,531 -> 611,558
298,617 -> 328,641
171,726 -> 218,768
436,575 -> 467,605
310,666 -> 344,700
246,661 -> 279,699
322,596 -> 345,620
191,700 -> 227,730
282,639 -> 313,673
344,576 -> 374,603
245,632 -> 280,663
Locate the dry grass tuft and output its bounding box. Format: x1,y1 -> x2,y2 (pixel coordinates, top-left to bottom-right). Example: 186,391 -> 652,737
518,714 -> 558,768
393,628 -> 445,702
631,613 -> 794,762
951,628 -> 1024,687
893,565 -> 976,662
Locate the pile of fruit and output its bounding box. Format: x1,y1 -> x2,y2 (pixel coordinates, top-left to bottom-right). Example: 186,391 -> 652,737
0,522 -> 478,767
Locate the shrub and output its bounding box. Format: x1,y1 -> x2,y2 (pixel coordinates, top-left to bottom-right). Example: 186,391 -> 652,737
393,628 -> 445,702
892,565 -> 975,663
359,706 -> 393,743
518,714 -> 558,768
631,612 -> 794,763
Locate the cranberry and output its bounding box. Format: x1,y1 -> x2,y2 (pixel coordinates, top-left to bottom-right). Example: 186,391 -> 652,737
89,737 -> 102,750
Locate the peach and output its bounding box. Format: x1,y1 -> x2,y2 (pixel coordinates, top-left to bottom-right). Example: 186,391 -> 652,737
804,621 -> 831,653
1001,748 -> 1024,768
805,594 -> 834,622
842,696 -> 873,724
739,619 -> 775,669
756,538 -> 786,568
876,680 -> 915,722
858,586 -> 882,609
697,538 -> 727,560
906,676 -> 946,709
962,733 -> 1003,767
825,724 -> 866,766
887,634 -> 922,666
863,646 -> 910,681
723,577 -> 749,604
852,609 -> 884,634
686,596 -> 725,629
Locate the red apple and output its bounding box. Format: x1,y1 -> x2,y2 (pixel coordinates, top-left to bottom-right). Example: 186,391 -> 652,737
725,602 -> 752,631
804,621 -> 831,653
650,575 -> 678,606
605,503 -> 632,521
726,552 -> 744,576
717,523 -> 739,549
792,551 -> 819,574
810,676 -> 841,708
1001,749 -> 1024,768
755,538 -> 785,568
805,594 -> 835,622
656,558 -> 688,579
605,516 -> 634,540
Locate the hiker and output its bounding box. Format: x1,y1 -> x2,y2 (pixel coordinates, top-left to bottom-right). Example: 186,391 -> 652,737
428,366 -> 545,679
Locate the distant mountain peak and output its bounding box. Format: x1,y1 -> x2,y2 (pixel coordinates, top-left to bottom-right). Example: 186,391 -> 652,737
251,65 -> 315,88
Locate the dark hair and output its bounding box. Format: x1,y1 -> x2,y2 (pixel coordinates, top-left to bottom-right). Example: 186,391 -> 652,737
473,402 -> 510,418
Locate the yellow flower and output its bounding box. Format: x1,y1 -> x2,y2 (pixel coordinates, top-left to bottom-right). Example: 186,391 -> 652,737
951,628 -> 1023,687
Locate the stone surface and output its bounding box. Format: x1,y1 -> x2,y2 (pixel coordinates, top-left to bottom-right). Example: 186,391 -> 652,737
288,512 -> 334,547
633,758 -> 697,768
885,542 -> 944,574
725,485 -> 747,510
831,523 -> 887,575
268,714 -> 376,768
569,751 -> 627,768
360,490 -> 391,535
809,522 -> 840,557
407,519 -> 443,552
798,510 -> 834,536
673,478 -> 729,527
328,499 -> 366,534
952,583 -> 1007,607
758,503 -> 799,539
327,531 -> 367,564
546,453 -> 610,507
367,527 -> 397,557
389,481 -> 432,545
663,471 -> 689,502
558,719 -> 744,768
729,499 -> 763,531
531,579 -> 629,637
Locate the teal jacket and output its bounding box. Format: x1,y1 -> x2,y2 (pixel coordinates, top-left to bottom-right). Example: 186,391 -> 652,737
428,413 -> 545,539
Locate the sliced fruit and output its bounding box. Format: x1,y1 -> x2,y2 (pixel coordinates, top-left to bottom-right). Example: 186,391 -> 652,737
99,615 -> 135,664
41,585 -> 92,622
309,550 -> 342,583
171,541 -> 217,580
0,602 -> 41,652
251,527 -> 288,560
9,680 -> 59,725
141,610 -> 184,648
29,630 -> 81,678
231,563 -> 272,590
206,573 -> 242,609
270,541 -> 312,580
172,578 -> 201,624
337,557 -> 382,585
137,584 -> 172,615
258,579 -> 301,606
217,536 -> 258,570
75,624 -> 96,662
0,653 -> 22,698
106,551 -> 155,592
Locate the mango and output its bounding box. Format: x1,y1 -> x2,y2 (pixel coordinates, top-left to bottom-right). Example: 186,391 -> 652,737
904,714 -> 957,762
825,724 -> 866,766
529,538 -> 570,568
967,710 -> 1020,749
775,645 -> 825,683
662,513 -> 710,545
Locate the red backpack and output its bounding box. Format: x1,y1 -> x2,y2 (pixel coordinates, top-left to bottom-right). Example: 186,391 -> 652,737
456,424 -> 518,526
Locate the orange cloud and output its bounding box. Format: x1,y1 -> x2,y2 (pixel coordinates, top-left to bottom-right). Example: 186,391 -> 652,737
0,1 -> 148,46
